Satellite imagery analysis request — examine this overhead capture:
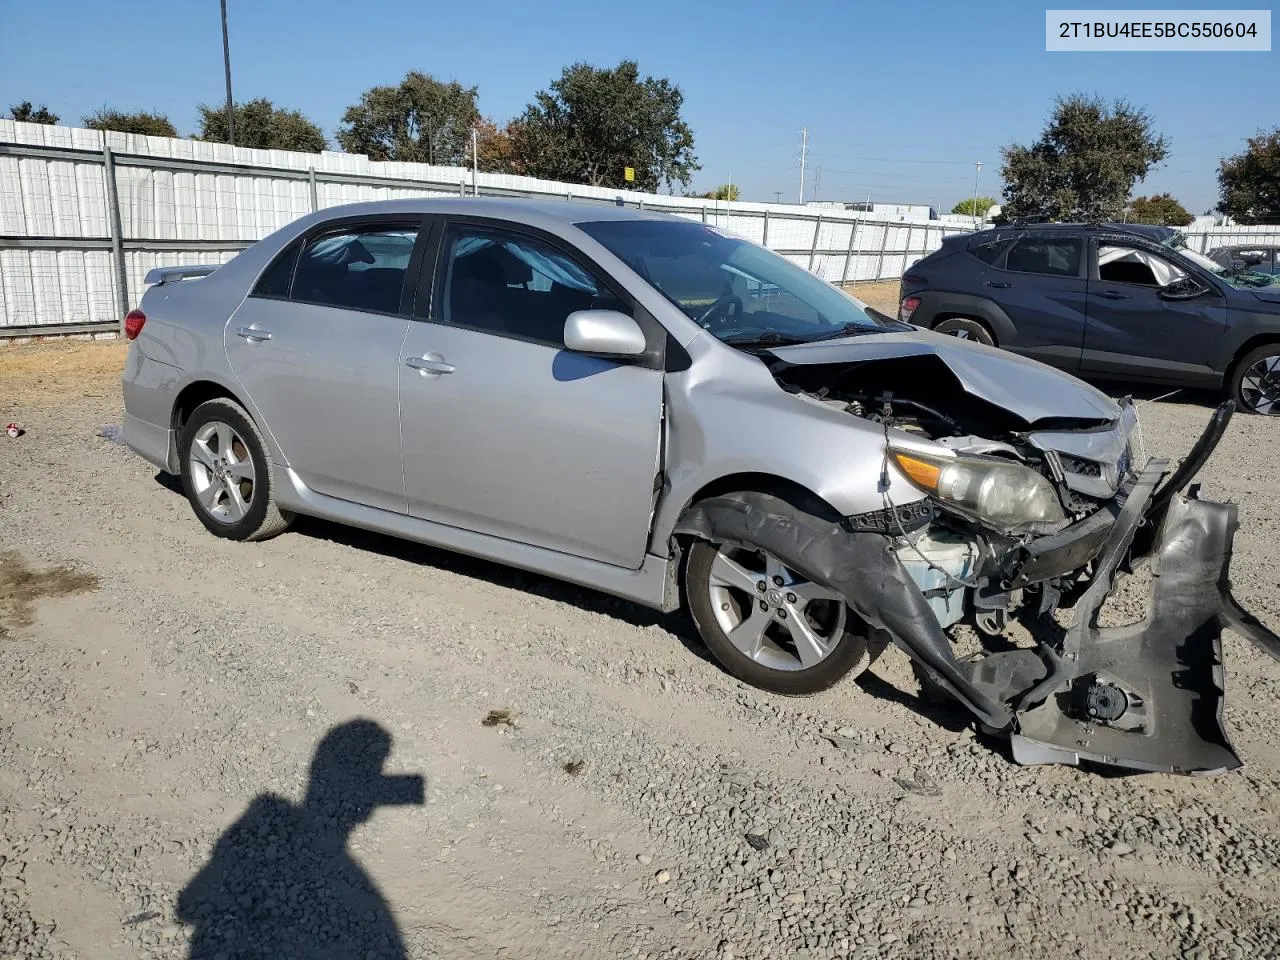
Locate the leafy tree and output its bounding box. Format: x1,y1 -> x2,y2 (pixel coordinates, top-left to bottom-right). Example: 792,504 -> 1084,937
1127,193 -> 1193,226
511,60 -> 698,191
1000,94 -> 1169,222
951,196 -> 996,218
83,108 -> 177,138
9,101 -> 59,124
696,183 -> 740,201
1218,128 -> 1280,225
474,117 -> 522,174
337,72 -> 479,164
198,98 -> 327,152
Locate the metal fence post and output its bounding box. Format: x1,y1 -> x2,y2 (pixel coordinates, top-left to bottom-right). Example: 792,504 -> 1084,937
458,179 -> 466,197
762,210 -> 770,248
307,166 -> 318,211
701,206 -> 707,224
102,144 -> 130,330
874,220 -> 890,280
840,217 -> 859,286
808,215 -> 823,271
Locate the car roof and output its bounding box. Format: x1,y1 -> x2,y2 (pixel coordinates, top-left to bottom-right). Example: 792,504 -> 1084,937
299,196 -> 685,228
968,222 -> 1178,244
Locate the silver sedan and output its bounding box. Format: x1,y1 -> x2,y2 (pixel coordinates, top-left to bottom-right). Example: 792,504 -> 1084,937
122,199 -> 1278,774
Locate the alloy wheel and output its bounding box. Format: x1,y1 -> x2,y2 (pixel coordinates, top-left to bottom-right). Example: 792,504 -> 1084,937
1240,354 -> 1280,415
187,420 -> 257,523
705,546 -> 846,671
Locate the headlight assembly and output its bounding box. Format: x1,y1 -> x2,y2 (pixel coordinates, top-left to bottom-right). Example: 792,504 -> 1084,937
891,449 -> 1068,534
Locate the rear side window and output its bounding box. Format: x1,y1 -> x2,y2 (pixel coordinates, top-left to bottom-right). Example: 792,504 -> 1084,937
1004,238 -> 1083,278
969,238 -> 1013,266
292,225 -> 419,314
252,239 -> 301,298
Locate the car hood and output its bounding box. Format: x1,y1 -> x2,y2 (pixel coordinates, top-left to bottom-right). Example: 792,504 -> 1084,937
1246,285 -> 1280,305
765,329 -> 1120,426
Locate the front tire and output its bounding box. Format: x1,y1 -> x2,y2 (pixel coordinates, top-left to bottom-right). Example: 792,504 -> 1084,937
179,398 -> 292,541
1230,344 -> 1280,415
934,316 -> 996,347
684,539 -> 872,695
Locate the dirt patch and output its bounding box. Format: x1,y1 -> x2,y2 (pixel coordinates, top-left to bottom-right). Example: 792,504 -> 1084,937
0,551 -> 98,638
0,340 -> 127,409
842,279 -> 901,316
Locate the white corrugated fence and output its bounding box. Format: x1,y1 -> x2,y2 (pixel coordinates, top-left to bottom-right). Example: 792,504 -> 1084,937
3,119 -> 1279,335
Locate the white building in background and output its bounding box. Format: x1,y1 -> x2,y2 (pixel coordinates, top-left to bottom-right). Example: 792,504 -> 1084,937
806,200 -> 938,221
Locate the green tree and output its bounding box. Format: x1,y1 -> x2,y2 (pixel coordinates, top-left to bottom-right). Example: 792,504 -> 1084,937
511,60 -> 698,192
83,108 -> 177,138
951,196 -> 996,219
1218,128 -> 1280,225
9,101 -> 59,124
1126,193 -> 1193,226
337,72 -> 479,164
197,98 -> 327,152
1000,94 -> 1169,221
696,183 -> 739,201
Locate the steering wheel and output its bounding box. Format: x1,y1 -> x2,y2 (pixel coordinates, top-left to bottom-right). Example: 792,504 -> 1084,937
697,293 -> 744,329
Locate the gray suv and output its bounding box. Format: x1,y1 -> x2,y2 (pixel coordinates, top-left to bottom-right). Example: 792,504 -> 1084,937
121,199 -> 1278,774
900,223 -> 1280,414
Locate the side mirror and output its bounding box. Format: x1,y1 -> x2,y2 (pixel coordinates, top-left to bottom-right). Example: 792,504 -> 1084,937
563,310 -> 647,357
1229,259 -> 1248,272
1158,277 -> 1210,301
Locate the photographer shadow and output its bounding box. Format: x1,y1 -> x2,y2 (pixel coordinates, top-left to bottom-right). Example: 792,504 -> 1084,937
176,719 -> 425,959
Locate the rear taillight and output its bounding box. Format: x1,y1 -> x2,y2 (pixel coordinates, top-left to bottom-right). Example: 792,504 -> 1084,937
124,309 -> 146,340
899,296 -> 921,323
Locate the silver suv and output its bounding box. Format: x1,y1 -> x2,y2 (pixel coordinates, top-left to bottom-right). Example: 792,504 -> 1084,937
122,199 -> 1278,775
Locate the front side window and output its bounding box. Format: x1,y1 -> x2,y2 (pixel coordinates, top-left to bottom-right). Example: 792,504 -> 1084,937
578,219 -> 891,347
1097,245 -> 1186,287
436,226 -> 625,346
292,225 -> 418,314
1004,238 -> 1083,278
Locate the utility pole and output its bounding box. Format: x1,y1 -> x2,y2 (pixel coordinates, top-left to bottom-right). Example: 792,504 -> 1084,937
798,127 -> 808,205
812,166 -> 821,203
471,126 -> 479,196
971,161 -> 984,225
220,0 -> 235,145
773,191 -> 783,204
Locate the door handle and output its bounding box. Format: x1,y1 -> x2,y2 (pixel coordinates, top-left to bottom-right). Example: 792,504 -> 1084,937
1097,291 -> 1130,300
405,355 -> 455,375
235,326 -> 272,342
985,280 -> 1012,289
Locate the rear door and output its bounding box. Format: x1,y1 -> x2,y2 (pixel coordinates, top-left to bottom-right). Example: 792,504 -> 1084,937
225,217 -> 426,513
981,234 -> 1088,371
397,218 -> 665,568
1081,239 -> 1227,386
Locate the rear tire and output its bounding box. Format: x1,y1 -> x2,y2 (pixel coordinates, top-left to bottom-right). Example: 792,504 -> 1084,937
934,317 -> 996,347
683,507 -> 874,695
1229,344 -> 1280,415
179,398 -> 293,541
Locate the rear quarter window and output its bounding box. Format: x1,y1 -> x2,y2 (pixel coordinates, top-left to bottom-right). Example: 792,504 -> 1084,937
1004,238 -> 1083,278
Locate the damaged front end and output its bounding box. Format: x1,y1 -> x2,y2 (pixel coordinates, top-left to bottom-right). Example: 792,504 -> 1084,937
677,399 -> 1280,775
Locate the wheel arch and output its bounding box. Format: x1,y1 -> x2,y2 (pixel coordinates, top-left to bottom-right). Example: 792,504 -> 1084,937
912,291 -> 1017,345
1225,334 -> 1280,388
166,377 -> 256,472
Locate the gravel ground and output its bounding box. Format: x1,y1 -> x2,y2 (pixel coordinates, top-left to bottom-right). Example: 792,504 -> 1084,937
2,339 -> 1279,960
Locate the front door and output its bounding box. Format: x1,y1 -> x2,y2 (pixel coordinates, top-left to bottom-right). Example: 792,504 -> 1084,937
225,218 -> 424,513
398,220 -> 664,568
1081,240 -> 1227,385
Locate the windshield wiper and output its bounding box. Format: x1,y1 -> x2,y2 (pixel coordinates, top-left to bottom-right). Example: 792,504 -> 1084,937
803,322 -> 883,342
720,330 -> 811,347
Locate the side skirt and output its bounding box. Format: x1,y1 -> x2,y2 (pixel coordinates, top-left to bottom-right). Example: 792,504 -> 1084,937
272,465 -> 672,611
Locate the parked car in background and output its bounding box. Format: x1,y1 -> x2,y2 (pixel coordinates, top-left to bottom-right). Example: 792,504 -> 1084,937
1207,244 -> 1280,276
899,223 -> 1280,414
120,199 -> 1279,775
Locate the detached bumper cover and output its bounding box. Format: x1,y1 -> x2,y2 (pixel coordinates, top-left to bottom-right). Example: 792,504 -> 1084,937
677,402 -> 1280,775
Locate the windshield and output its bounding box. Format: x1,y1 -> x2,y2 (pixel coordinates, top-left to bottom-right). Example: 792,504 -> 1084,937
578,219 -> 892,345
1162,233 -> 1278,288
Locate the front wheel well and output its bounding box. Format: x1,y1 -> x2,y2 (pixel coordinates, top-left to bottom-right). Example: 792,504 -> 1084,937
1226,336 -> 1280,385
681,473 -> 842,523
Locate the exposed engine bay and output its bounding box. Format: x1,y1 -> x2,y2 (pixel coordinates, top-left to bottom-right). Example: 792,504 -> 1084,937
675,347 -> 1280,775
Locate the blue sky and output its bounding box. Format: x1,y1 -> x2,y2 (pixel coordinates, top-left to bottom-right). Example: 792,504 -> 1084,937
1,0 -> 1272,212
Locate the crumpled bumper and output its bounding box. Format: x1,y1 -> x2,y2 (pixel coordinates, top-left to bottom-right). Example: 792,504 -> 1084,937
677,401 -> 1280,775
